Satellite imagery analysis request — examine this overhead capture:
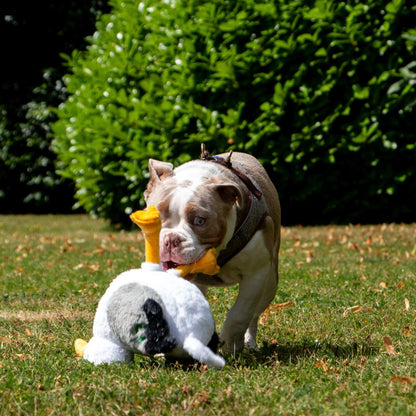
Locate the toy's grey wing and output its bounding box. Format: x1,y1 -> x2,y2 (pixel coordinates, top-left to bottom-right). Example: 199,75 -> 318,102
107,283 -> 177,355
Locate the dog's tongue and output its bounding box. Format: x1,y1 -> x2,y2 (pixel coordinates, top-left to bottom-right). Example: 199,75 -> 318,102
162,261 -> 180,271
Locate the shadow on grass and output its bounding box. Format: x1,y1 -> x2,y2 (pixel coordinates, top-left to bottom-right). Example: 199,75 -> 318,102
132,338 -> 379,370
224,338 -> 379,368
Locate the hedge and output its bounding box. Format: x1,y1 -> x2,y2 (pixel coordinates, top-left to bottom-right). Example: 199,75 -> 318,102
53,0 -> 416,226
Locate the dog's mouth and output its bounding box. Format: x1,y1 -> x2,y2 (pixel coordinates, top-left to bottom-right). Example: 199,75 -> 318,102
162,261 -> 181,271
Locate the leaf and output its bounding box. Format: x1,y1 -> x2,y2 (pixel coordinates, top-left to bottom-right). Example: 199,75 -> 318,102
259,306 -> 270,326
383,336 -> 396,355
402,327 -> 412,336
405,298 -> 410,310
315,360 -> 329,372
270,301 -> 295,310
343,305 -> 363,316
390,376 -> 416,386
0,336 -> 15,344
260,302 -> 294,326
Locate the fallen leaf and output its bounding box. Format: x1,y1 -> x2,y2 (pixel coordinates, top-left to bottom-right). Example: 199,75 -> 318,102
390,376 -> 416,386
349,242 -> 359,250
333,382 -> 348,393
260,302 -> 295,325
25,328 -> 31,336
396,282 -> 404,289
315,360 -> 329,372
259,306 -> 270,326
380,282 -> 387,289
87,264 -> 100,271
343,305 -> 363,316
196,390 -> 210,404
0,336 -> 14,344
402,327 -> 412,337
405,298 -> 410,310
270,301 -> 295,310
383,336 -> 396,355
73,263 -> 99,272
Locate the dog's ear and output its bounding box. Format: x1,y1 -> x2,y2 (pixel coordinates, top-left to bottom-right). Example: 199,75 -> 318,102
148,159 -> 174,182
215,184 -> 243,207
145,159 -> 174,201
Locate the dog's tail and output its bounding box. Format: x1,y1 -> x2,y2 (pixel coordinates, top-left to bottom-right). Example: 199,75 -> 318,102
183,336 -> 225,369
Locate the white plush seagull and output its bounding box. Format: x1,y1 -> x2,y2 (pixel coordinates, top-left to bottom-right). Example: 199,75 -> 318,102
74,206 -> 225,369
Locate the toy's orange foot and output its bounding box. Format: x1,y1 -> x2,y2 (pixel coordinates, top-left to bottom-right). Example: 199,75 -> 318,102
74,338 -> 88,357
175,248 -> 220,277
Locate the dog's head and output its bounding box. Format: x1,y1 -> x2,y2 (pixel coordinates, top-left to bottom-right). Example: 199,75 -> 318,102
144,159 -> 242,271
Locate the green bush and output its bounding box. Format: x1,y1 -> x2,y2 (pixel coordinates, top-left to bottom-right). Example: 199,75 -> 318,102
53,0 -> 416,225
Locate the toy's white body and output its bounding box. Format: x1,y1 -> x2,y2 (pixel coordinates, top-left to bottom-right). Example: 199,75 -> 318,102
83,262 -> 225,369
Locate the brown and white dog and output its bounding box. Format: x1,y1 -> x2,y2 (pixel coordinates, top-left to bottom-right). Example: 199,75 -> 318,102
144,147 -> 281,353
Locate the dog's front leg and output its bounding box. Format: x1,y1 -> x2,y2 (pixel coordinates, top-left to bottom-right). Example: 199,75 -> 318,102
220,265 -> 275,353
243,265 -> 278,350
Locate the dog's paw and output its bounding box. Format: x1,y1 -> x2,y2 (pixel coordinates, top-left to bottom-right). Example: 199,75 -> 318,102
220,338 -> 244,355
244,332 -> 259,351
244,342 -> 260,352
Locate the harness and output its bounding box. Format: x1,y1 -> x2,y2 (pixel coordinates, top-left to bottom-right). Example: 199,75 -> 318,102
200,145 -> 268,267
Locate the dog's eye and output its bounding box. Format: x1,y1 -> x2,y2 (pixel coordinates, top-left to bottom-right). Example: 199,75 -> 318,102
193,216 -> 206,226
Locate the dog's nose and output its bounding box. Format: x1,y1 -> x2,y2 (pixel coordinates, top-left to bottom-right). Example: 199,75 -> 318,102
163,234 -> 181,249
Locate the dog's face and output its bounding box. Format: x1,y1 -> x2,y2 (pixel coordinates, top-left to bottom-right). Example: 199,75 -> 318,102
144,159 -> 241,271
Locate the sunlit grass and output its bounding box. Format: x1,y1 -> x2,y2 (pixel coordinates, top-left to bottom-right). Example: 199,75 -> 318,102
1,215 -> 416,415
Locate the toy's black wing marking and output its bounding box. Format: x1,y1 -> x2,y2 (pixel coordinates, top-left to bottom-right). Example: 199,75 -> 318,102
142,298 -> 177,355
207,331 -> 220,353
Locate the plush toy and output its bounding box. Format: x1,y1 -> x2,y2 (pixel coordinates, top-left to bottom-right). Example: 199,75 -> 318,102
74,206 -> 225,369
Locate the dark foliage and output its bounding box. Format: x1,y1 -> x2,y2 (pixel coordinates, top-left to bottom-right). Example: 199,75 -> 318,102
0,0 -> 110,213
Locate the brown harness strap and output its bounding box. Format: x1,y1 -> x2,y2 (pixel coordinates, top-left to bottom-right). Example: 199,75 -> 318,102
200,146 -> 267,267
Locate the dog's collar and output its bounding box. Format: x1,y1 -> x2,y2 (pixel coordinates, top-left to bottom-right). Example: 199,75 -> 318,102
200,147 -> 262,199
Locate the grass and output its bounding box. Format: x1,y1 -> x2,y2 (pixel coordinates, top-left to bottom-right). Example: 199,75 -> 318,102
1,214 -> 416,415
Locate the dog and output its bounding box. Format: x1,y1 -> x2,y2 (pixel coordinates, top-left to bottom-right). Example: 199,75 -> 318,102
144,146 -> 281,353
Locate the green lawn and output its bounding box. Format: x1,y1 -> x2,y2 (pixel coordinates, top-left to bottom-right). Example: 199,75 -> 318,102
1,215 -> 416,415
